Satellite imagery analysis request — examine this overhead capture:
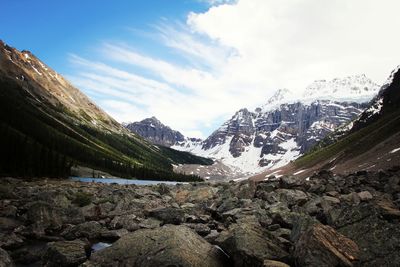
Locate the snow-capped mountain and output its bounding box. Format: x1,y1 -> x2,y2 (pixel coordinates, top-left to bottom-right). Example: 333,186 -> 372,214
173,75 -> 379,175
303,74 -> 379,103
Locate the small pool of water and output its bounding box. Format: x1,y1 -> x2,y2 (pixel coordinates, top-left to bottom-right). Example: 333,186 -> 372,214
91,242 -> 112,252
70,177 -> 184,185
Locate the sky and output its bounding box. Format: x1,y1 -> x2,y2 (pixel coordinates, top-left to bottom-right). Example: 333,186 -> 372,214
1,0 -> 400,138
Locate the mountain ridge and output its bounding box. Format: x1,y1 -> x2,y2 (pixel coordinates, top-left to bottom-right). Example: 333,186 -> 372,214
0,40 -> 209,181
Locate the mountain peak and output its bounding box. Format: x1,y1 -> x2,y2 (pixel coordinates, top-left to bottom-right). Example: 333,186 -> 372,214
303,74 -> 379,102
125,117 -> 185,146
259,88 -> 294,112
0,41 -> 120,130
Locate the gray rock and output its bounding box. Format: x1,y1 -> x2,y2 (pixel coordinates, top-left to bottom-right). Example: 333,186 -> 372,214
184,223 -> 211,236
42,240 -> 88,267
62,221 -> 104,240
147,207 -> 185,225
83,225 -> 229,267
26,201 -> 62,237
263,260 -> 290,267
0,248 -> 14,267
138,218 -> 161,229
215,222 -> 289,267
109,214 -> 139,231
294,224 -> 359,267
357,191 -> 373,201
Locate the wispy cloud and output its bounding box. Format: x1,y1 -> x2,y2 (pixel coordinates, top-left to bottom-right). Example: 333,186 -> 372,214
68,0 -> 400,138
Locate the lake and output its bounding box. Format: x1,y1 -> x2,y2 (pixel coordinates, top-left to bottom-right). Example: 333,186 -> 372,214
70,177 -> 184,185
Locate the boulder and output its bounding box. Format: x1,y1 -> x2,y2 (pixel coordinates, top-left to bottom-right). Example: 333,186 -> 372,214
42,240 -> 88,267
279,176 -> 305,189
263,260 -> 290,267
215,223 -> 289,267
294,224 -> 359,267
61,221 -> 104,240
337,203 -> 400,266
138,218 -> 161,229
147,207 -> 185,225
184,223 -> 211,236
100,229 -> 129,241
83,225 -> 229,267
233,180 -> 257,199
275,189 -> 309,207
26,201 -> 62,236
0,248 -> 14,267
109,214 -> 139,231
357,191 -> 373,201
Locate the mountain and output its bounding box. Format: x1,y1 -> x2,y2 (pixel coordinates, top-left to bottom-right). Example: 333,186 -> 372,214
125,117 -> 185,147
0,40 -> 210,181
303,74 -> 379,103
173,75 -> 379,175
253,66 -> 400,180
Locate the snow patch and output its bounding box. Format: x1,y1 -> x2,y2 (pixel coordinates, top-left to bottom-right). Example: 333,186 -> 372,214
293,169 -> 305,175
390,147 -> 400,154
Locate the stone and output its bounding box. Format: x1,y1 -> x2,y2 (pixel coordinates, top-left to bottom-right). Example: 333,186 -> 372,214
375,199 -> 400,219
100,229 -> 129,241
0,248 -> 14,267
275,189 -> 309,206
205,230 -> 220,243
61,221 -> 104,240
290,215 -> 318,242
42,240 -> 88,267
138,218 -> 161,229
215,223 -> 289,267
358,191 -> 373,201
337,203 -> 400,266
0,232 -> 24,249
184,223 -> 211,236
26,201 -> 62,236
147,207 -> 185,225
263,260 -> 290,267
109,214 -> 139,231
294,224 -> 359,267
0,217 -> 21,232
267,224 -> 281,231
234,180 -> 257,199
83,225 -> 229,267
279,176 -> 304,189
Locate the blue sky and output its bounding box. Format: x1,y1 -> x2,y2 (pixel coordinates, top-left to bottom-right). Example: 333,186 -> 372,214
0,0 -> 209,73
1,0 -> 400,138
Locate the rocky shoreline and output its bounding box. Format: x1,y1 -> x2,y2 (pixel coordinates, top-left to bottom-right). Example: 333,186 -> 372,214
1,167 -> 400,266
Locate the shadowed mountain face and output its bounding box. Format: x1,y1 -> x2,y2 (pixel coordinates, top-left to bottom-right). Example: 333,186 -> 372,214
0,40 -> 209,181
125,117 -> 185,147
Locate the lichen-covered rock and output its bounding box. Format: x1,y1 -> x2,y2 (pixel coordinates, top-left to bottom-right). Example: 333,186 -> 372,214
83,225 -> 229,267
0,248 -> 14,267
215,222 -> 289,267
262,260 -> 290,267
42,240 -> 88,267
294,224 -> 359,267
147,207 -> 185,225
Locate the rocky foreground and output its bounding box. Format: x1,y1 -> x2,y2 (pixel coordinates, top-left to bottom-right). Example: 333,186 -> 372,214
1,168 -> 400,267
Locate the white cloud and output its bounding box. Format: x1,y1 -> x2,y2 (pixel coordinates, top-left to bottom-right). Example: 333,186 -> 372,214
69,0 -> 400,138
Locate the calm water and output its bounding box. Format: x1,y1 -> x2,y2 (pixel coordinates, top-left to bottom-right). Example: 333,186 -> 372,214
70,177 -> 183,185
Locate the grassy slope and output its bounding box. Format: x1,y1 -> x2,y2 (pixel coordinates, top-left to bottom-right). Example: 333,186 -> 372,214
294,109 -> 400,169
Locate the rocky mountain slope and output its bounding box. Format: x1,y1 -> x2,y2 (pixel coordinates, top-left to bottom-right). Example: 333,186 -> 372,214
0,40 -> 210,180
173,76 -> 378,175
1,167 -> 399,266
253,67 -> 400,180
125,117 -> 186,147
